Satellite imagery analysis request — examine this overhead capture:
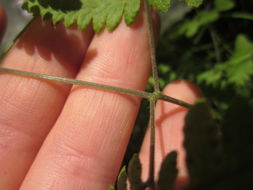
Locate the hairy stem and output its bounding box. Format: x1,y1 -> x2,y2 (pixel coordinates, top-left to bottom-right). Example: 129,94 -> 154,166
0,67 -> 151,99
148,99 -> 156,190
0,67 -> 192,108
144,1 -> 161,189
144,0 -> 160,92
159,93 -> 193,109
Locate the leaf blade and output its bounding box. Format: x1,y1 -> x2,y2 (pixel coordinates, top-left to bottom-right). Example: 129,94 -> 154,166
157,151 -> 178,190
184,0 -> 203,8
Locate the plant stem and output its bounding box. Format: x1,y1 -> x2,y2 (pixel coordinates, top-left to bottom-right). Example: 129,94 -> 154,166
210,27 -> 221,63
0,67 -> 151,99
144,0 -> 160,93
159,93 -> 193,109
0,67 -> 193,108
212,28 -> 233,55
144,1 -> 161,188
148,99 -> 156,190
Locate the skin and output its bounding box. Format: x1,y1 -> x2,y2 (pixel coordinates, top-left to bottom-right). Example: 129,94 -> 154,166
0,4 -> 200,190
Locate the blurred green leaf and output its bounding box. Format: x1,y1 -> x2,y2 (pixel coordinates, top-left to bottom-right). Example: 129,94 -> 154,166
229,12 -> 253,20
227,35 -> 253,86
117,166 -> 127,190
215,0 -> 235,12
197,34 -> 253,88
184,0 -> 203,7
108,185 -> 115,190
197,64 -> 225,87
178,10 -> 219,37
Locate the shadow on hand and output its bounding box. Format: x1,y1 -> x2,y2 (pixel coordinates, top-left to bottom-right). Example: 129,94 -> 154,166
16,17 -> 93,72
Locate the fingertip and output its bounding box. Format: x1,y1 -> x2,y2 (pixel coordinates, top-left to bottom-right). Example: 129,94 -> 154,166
162,80 -> 202,105
159,80 -> 202,187
0,5 -> 7,41
139,80 -> 202,186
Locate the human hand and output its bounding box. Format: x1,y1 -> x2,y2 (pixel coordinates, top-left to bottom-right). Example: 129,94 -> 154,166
0,5 -> 200,190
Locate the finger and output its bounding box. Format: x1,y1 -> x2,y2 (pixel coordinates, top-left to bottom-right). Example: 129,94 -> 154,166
0,18 -> 93,189
0,5 -> 7,41
20,9 -> 154,190
139,81 -> 202,188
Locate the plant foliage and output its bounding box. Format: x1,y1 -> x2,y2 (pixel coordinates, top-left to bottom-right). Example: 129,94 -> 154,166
22,0 -> 203,33
155,0 -> 253,119
183,99 -> 253,190
115,99 -> 253,190
157,151 -> 178,190
22,0 -> 141,33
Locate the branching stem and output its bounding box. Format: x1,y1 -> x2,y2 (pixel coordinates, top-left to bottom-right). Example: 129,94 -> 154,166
0,67 -> 151,99
144,1 -> 161,189
0,67 -> 192,108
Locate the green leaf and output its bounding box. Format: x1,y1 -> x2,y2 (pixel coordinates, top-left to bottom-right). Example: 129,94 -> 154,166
124,0 -> 141,25
184,0 -> 203,8
128,154 -> 144,190
226,35 -> 253,87
117,166 -> 127,190
232,34 -> 253,58
229,12 -> 253,21
149,0 -> 171,12
184,100 -> 223,188
197,64 -> 225,88
108,185 -> 115,190
178,10 -> 219,37
196,34 -> 253,89
22,0 -> 141,33
157,151 -> 178,190
215,0 -> 235,12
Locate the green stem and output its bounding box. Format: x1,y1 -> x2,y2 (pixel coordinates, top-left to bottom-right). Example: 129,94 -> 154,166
210,27 -> 221,63
0,67 -> 152,99
144,0 -> 160,92
144,1 -> 161,189
159,93 -> 193,109
0,67 -> 193,108
148,99 -> 156,190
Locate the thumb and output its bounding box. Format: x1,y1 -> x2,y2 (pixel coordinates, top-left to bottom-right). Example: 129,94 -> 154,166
139,80 -> 202,188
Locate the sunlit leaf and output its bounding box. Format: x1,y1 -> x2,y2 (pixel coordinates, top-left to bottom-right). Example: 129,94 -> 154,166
117,166 -> 127,190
